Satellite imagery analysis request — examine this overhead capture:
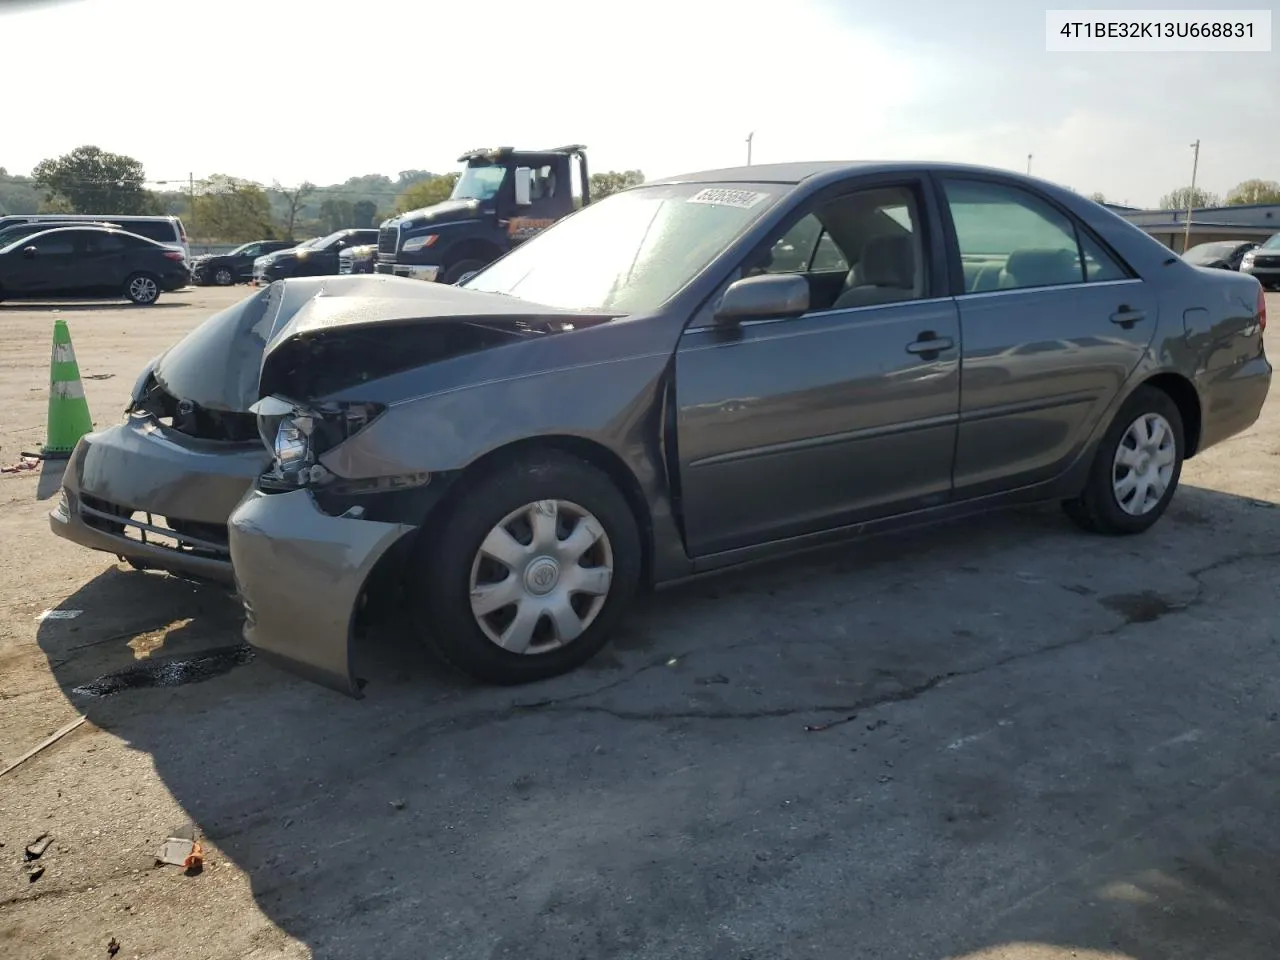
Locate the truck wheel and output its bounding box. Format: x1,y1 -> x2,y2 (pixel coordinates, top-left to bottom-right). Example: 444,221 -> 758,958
441,259 -> 485,284
409,451 -> 642,685
1062,385 -> 1184,535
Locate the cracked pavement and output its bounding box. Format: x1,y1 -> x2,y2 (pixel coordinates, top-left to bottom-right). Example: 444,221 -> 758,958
3,289 -> 1280,960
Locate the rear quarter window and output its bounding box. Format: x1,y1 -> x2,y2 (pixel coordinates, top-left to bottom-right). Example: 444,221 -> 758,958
120,220 -> 178,243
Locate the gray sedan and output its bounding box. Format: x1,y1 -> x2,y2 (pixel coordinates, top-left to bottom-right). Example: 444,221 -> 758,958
226,161 -> 1271,696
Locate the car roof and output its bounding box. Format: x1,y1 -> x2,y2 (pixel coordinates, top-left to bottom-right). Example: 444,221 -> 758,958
647,160 -> 1053,187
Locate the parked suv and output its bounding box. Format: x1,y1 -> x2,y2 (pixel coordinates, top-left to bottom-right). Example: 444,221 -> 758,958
0,215 -> 190,262
1242,233 -> 1280,290
191,240 -> 299,286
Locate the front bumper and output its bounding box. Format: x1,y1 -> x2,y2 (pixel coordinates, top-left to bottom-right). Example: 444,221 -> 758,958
228,488 -> 415,697
49,417 -> 269,582
374,261 -> 440,282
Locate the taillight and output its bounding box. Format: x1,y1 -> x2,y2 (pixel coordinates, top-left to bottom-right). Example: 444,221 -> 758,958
163,251 -> 185,261
1259,284 -> 1268,334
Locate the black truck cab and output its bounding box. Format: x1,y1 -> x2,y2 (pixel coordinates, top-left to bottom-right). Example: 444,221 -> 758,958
376,145 -> 589,284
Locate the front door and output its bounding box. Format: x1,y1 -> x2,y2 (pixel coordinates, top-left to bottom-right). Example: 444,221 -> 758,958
235,243 -> 262,280
17,232 -> 81,297
675,178 -> 961,557
938,177 -> 1158,497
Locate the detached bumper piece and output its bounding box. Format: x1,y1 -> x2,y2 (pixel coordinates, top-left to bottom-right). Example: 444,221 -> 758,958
228,488 -> 415,697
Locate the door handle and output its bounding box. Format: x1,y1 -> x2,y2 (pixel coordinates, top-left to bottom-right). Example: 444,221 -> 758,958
1109,305 -> 1147,328
906,332 -> 954,355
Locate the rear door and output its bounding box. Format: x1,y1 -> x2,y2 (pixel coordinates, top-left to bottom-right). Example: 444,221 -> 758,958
937,176 -> 1157,498
79,230 -> 128,292
675,174 -> 962,556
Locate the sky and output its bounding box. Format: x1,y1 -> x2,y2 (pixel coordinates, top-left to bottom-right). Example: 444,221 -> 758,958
2,0 -> 1277,207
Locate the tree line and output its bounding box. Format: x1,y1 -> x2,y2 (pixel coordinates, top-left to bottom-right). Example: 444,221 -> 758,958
0,145 -> 646,243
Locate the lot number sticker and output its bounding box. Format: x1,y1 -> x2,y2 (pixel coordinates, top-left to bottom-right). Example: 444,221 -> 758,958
687,188 -> 769,209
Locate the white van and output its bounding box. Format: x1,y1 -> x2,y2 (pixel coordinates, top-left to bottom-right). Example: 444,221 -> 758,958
0,214 -> 189,262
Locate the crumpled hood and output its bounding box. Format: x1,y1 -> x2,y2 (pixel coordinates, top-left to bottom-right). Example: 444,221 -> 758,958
148,276 -> 411,412
148,275 -> 616,413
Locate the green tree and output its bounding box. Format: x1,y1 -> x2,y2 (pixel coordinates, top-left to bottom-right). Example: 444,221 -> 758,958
31,145 -> 157,214
352,199 -> 378,228
1226,179 -> 1280,206
274,181 -> 316,239
191,175 -> 275,241
589,170 -> 644,201
0,170 -> 42,215
1159,186 -> 1221,210
394,173 -> 459,214
1087,191 -> 1107,204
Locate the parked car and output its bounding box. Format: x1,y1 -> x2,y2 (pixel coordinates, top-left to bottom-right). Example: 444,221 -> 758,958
0,214 -> 190,262
252,229 -> 379,284
1241,233 -> 1280,290
1182,240 -> 1259,271
338,243 -> 377,275
216,161 -> 1272,697
0,226 -> 190,304
191,240 -> 300,286
48,275 -> 409,582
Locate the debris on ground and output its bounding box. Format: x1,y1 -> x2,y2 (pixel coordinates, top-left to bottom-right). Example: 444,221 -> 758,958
805,713 -> 857,733
155,824 -> 204,873
107,937 -> 120,956
72,645 -> 254,698
26,864 -> 45,883
390,799 -> 407,811
1,455 -> 41,473
24,833 -> 52,860
35,608 -> 82,622
0,715 -> 88,779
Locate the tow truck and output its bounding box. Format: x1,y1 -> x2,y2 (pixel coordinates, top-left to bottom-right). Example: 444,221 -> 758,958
375,145 -> 590,284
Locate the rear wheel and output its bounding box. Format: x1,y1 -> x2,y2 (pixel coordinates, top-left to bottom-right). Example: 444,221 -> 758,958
409,451 -> 641,684
1062,385 -> 1184,535
441,258 -> 486,285
124,272 -> 160,305
212,266 -> 234,286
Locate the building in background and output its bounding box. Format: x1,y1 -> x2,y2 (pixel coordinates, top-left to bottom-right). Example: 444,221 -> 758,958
1113,203 -> 1280,252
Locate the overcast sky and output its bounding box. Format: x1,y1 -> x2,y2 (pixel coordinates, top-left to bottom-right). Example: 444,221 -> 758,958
2,0 -> 1276,206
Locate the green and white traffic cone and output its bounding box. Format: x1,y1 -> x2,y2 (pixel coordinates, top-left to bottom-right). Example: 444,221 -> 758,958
39,319 -> 94,459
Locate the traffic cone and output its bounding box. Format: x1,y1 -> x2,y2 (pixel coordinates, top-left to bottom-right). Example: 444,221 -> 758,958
40,319 -> 94,460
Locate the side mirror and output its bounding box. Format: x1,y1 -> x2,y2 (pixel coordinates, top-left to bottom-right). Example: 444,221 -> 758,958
22,246 -> 37,259
713,274 -> 809,326
514,168 -> 532,206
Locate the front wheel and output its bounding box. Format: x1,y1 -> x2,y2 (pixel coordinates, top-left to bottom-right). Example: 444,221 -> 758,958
124,272 -> 160,305
441,258 -> 486,285
1062,385 -> 1184,535
410,451 -> 642,684
212,266 -> 235,286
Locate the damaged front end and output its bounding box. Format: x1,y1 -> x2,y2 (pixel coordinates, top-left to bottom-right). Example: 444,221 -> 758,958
228,282 -> 622,695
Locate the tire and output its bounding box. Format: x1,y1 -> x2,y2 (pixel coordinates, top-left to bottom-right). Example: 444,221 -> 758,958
124,272 -> 161,305
410,451 -> 642,685
212,266 -> 235,286
441,258 -> 486,285
1062,385 -> 1184,535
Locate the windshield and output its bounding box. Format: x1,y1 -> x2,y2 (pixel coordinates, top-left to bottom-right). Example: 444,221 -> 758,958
451,164 -> 507,202
1262,233 -> 1280,250
462,182 -> 786,313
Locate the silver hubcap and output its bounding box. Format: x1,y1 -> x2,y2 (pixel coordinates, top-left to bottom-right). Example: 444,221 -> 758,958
215,268 -> 232,284
1112,412 -> 1176,515
469,499 -> 613,655
129,276 -> 157,302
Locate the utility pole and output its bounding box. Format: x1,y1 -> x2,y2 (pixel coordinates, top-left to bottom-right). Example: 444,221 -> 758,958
1026,154 -> 1033,175
188,172 -> 196,237
1183,140 -> 1200,254
746,132 -> 754,166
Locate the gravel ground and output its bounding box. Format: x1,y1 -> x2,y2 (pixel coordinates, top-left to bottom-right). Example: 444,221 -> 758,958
2,288 -> 1280,960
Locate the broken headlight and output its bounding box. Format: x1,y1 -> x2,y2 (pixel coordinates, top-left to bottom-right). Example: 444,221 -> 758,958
253,396 -> 386,488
